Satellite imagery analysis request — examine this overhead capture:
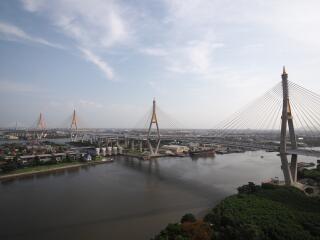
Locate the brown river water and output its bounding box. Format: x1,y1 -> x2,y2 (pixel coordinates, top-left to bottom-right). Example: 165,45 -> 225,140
0,151 -> 317,240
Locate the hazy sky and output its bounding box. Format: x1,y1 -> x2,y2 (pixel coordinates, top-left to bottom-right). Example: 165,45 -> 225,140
1,0 -> 320,128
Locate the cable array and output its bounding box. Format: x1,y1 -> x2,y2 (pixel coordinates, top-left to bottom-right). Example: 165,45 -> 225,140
210,79 -> 320,150
288,81 -> 320,137
212,82 -> 283,138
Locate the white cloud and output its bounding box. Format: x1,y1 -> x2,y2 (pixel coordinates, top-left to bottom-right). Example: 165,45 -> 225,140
21,0 -> 133,80
136,1 -> 227,78
0,21 -> 62,49
166,40 -> 224,75
80,48 -> 115,80
159,0 -> 320,80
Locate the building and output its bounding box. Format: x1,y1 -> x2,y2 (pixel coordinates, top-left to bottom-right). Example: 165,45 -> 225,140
83,153 -> 92,161
161,145 -> 189,154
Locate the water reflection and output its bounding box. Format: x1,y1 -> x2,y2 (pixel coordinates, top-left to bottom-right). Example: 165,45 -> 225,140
190,155 -> 216,161
1,178 -> 16,185
52,170 -> 66,177
18,174 -> 35,182
117,156 -> 226,201
67,167 -> 80,175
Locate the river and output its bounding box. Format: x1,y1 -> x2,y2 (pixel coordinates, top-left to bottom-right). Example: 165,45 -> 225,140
0,151 -> 317,240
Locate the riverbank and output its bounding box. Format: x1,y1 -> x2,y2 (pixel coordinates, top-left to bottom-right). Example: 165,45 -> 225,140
0,159 -> 113,181
152,183 -> 320,240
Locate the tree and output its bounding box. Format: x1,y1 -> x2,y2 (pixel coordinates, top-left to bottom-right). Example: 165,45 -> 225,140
181,213 -> 196,223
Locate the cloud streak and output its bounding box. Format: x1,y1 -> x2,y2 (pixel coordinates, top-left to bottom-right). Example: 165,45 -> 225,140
0,21 -> 63,49
80,48 -> 115,80
22,0 -> 131,48
21,0 -> 133,81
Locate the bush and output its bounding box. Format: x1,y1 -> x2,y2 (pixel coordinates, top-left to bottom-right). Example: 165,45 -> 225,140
300,168 -> 320,183
181,214 -> 196,223
261,183 -> 279,190
237,182 -> 261,194
181,220 -> 212,240
305,187 -> 314,194
152,223 -> 187,240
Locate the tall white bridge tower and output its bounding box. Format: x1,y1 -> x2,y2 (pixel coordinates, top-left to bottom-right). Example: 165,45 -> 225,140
147,99 -> 161,155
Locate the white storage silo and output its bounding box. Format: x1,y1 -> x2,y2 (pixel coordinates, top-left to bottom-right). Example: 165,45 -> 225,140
95,148 -> 100,156
112,146 -> 118,155
107,147 -> 112,156
101,147 -> 106,156
118,146 -> 123,155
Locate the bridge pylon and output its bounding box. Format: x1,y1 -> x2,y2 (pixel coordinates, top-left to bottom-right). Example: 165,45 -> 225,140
70,109 -> 78,142
280,67 -> 298,185
36,112 -> 46,140
147,98 -> 161,156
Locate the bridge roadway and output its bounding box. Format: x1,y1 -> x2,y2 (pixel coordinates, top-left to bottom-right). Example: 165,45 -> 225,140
84,133 -> 320,158
287,149 -> 320,158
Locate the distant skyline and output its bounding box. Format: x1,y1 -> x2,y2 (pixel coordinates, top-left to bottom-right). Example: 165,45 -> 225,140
1,0 -> 320,128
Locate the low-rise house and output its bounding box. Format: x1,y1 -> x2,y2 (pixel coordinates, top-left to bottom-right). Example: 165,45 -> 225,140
83,153 -> 92,161
4,156 -> 15,161
37,154 -> 52,163
52,153 -> 66,162
66,151 -> 78,161
19,155 -> 36,166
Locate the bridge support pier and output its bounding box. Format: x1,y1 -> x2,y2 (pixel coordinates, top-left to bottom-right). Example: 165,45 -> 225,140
280,67 -> 298,186
290,154 -> 298,182
124,136 -> 128,148
280,155 -> 293,185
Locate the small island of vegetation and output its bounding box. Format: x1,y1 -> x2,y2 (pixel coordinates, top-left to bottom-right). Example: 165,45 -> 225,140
153,182 -> 320,240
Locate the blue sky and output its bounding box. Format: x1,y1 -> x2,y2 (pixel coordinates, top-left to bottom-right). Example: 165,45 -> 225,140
1,0 -> 320,128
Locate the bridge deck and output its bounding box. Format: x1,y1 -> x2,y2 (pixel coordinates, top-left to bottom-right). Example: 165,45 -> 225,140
287,149 -> 320,158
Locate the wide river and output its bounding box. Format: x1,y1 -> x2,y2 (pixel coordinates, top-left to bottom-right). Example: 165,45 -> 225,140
0,151 -> 317,240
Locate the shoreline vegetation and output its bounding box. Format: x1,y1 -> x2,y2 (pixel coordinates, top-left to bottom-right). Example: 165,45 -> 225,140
152,182 -> 320,240
0,158 -> 112,181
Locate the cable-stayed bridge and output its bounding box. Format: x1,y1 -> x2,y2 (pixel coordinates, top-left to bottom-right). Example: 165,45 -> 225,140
2,67 -> 320,185
121,67 -> 320,185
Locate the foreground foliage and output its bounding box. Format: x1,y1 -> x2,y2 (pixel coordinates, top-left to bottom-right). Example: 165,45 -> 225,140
300,168 -> 320,183
152,183 -> 320,240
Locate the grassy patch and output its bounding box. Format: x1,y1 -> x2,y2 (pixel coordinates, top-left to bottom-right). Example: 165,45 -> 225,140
0,162 -> 82,175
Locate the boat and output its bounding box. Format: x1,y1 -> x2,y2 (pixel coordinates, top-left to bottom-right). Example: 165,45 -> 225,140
5,135 -> 19,140
189,148 -> 215,157
216,150 -> 228,154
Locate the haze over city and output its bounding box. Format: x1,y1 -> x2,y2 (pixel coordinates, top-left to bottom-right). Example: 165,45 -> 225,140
1,0 -> 320,128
